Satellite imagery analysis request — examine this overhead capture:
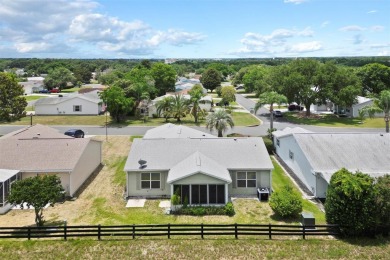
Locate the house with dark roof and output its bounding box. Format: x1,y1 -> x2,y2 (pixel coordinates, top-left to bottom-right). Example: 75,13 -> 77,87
34,93 -> 103,115
124,124 -> 273,205
273,127 -> 390,198
0,125 -> 102,213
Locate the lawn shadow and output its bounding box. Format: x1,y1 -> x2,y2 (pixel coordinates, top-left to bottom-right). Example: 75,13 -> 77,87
270,213 -> 301,224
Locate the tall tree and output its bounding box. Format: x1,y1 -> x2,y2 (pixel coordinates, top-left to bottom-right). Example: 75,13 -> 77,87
170,94 -> 189,122
0,72 -> 27,122
201,68 -> 222,92
206,109 -> 234,137
364,90 -> 390,132
242,65 -> 269,94
254,91 -> 287,130
188,84 -> 204,123
99,86 -> 134,123
44,67 -> 76,90
357,63 -> 390,95
151,63 -> 177,96
73,66 -> 92,84
221,86 -> 236,105
156,96 -> 173,122
8,175 -> 64,227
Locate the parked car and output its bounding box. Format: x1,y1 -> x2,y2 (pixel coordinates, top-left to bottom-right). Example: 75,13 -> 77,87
64,129 -> 85,138
39,89 -> 49,93
273,110 -> 283,117
288,104 -> 304,111
50,88 -> 60,93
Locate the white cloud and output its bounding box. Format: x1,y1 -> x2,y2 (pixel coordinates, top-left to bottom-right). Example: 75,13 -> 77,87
367,10 -> 377,14
370,25 -> 385,32
0,0 -> 205,57
321,21 -> 330,28
287,41 -> 322,52
284,0 -> 307,4
339,25 -> 365,32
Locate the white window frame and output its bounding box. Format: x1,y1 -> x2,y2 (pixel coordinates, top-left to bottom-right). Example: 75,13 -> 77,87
236,171 -> 257,188
73,105 -> 82,112
141,172 -> 161,189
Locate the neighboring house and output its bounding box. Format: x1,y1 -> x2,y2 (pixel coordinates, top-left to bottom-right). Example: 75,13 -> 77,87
124,125 -> 273,205
273,127 -> 390,198
35,94 -> 103,115
175,77 -> 202,92
348,96 -> 384,118
0,124 -> 102,213
0,169 -> 21,214
148,94 -> 212,117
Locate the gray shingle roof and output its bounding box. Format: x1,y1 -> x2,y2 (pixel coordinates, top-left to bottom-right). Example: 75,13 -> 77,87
34,94 -> 100,106
125,137 -> 273,172
294,133 -> 390,180
144,124 -> 215,139
0,124 -> 72,140
273,127 -> 312,138
167,151 -> 232,183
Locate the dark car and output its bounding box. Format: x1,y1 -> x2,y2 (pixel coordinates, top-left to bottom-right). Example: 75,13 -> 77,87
288,104 -> 304,111
39,89 -> 49,93
273,110 -> 283,117
64,129 -> 85,138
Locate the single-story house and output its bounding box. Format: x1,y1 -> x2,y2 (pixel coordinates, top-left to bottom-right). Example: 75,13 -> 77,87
0,169 -> 21,214
143,123 -> 215,139
124,125 -> 273,205
34,94 -> 103,115
147,94 -> 212,117
0,125 -> 102,213
273,127 -> 390,198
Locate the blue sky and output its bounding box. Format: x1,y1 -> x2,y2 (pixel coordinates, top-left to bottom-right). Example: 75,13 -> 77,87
0,0 -> 389,58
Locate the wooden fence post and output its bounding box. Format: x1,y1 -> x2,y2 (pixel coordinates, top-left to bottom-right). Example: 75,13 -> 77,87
64,225 -> 67,241
28,227 -> 31,240
98,224 -> 101,240
201,223 -> 204,239
168,223 -> 170,239
302,225 -> 306,240
235,223 -> 238,239
132,224 -> 135,239
268,224 -> 272,240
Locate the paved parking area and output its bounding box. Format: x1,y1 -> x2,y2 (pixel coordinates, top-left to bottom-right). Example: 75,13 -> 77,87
126,199 -> 146,207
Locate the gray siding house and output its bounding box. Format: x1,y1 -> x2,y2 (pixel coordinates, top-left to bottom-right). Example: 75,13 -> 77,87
124,125 -> 273,205
273,128 -> 390,198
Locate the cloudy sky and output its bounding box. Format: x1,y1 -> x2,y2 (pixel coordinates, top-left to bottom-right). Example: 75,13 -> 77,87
0,0 -> 389,58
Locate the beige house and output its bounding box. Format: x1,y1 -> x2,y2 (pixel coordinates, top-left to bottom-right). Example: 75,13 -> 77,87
124,124 -> 273,205
0,125 -> 102,213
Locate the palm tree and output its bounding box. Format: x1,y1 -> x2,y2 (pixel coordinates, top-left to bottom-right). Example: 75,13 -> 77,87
365,90 -> 390,133
254,91 -> 287,130
188,85 -> 204,123
206,109 -> 234,137
156,96 -> 173,122
170,94 -> 189,122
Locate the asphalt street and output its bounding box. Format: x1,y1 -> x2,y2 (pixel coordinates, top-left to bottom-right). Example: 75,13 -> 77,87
0,94 -> 384,137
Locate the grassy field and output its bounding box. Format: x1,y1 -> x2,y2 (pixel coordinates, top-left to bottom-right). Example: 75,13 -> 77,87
1,112 -> 259,127
60,87 -> 81,93
284,112 -> 385,128
24,95 -> 47,101
0,238 -> 389,259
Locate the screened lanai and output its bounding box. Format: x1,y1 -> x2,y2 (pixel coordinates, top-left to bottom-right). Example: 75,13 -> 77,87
0,169 -> 21,214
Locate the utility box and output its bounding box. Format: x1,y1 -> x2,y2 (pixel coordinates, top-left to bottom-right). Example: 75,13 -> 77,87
257,188 -> 270,201
301,212 -> 315,228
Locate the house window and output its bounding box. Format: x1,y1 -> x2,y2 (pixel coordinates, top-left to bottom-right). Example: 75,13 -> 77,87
208,185 -> 225,204
173,184 -> 225,205
141,173 -> 160,189
289,150 -> 294,160
73,105 -> 82,112
277,139 -> 280,147
237,171 -> 256,188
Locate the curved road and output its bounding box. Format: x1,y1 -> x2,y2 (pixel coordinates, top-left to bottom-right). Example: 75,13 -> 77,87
0,94 -> 384,137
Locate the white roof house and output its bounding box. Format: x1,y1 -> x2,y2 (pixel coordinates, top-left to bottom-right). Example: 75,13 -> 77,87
0,124 -> 102,213
143,123 -> 215,139
274,129 -> 390,198
124,125 -> 273,205
34,94 -> 103,115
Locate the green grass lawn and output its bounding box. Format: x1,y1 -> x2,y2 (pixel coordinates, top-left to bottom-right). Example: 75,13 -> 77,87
60,87 -> 80,93
24,95 -> 47,101
24,106 -> 34,111
271,158 -> 325,223
231,112 -> 260,126
284,112 -> 385,128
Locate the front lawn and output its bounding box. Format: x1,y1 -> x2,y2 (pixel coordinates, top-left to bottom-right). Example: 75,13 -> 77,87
231,112 -> 260,126
24,95 -> 47,101
284,112 -> 385,128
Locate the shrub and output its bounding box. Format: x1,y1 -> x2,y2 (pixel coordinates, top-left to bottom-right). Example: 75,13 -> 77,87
262,137 -> 274,154
171,194 -> 180,206
325,168 -> 376,237
215,86 -> 222,97
269,185 -> 302,218
375,175 -> 390,236
224,202 -> 235,216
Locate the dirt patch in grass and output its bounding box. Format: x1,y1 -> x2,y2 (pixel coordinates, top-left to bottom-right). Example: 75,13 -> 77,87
0,136 -> 131,227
